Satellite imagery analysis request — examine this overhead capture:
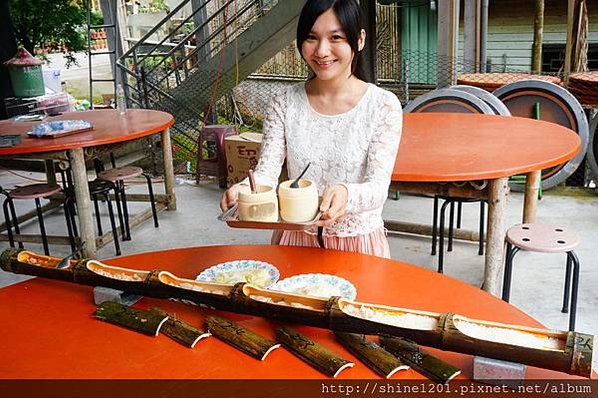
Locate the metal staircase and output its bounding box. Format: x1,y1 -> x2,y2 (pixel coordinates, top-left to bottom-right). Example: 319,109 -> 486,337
117,0 -> 303,158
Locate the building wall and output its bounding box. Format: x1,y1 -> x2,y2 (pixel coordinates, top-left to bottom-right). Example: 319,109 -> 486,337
459,0 -> 598,71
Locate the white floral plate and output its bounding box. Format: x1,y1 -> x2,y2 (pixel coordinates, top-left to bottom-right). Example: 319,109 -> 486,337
196,260 -> 279,288
270,274 -> 357,300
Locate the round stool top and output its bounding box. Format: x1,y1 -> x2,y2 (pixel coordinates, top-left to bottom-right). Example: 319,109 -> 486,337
9,184 -> 61,200
88,180 -> 115,195
98,166 -> 143,182
506,223 -> 580,253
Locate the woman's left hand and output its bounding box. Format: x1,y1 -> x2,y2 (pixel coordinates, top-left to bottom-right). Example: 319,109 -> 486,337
316,185 -> 348,227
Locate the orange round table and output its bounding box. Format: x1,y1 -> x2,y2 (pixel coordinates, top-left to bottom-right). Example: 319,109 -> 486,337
391,113 -> 581,296
0,245 -> 583,380
0,109 -> 175,257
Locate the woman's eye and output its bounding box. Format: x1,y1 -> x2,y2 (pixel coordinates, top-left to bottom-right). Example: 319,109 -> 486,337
306,35 -> 317,41
331,35 -> 345,41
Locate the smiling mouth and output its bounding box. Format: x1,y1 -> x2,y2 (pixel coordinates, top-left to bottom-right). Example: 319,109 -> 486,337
315,60 -> 336,66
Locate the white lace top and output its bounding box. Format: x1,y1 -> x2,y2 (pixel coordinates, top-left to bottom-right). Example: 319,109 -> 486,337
250,83 -> 403,237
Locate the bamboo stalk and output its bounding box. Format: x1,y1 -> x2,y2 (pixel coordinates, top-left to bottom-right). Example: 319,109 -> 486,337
150,307 -> 211,348
391,182 -> 489,201
334,332 -> 409,378
383,220 -> 480,242
205,315 -> 280,360
0,248 -> 593,378
94,301 -> 168,336
380,336 -> 461,383
276,327 -> 354,378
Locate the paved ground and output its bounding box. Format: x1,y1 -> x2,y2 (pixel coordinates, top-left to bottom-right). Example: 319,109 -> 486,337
0,170 -> 596,370
45,52 -> 114,101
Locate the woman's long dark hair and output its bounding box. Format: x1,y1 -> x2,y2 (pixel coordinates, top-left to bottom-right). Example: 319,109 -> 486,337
296,0 -> 369,82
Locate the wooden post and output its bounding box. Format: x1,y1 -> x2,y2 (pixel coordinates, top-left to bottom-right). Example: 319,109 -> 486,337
484,177 -> 509,296
532,0 -> 544,74
359,0 -> 377,83
523,170 -> 541,223
437,0 -> 460,87
564,0 -> 575,81
160,128 -> 177,211
69,148 -> 97,258
44,160 -> 57,186
463,0 -> 480,73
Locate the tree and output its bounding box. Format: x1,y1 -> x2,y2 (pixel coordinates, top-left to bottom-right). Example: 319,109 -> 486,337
8,0 -> 101,67
1,0 -> 18,119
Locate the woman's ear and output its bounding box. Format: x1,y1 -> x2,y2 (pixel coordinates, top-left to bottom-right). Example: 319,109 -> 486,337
358,29 -> 366,52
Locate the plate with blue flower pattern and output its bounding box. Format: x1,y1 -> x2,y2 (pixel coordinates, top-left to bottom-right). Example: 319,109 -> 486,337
270,273 -> 356,300
196,260 -> 279,288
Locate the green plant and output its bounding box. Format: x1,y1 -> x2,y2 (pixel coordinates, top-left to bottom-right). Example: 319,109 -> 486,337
8,0 -> 92,67
139,0 -> 170,13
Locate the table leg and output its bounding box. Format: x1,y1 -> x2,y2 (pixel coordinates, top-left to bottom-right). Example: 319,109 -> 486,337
523,170 -> 541,223
160,127 -> 176,211
69,148 -> 97,258
484,177 -> 509,296
44,160 -> 57,186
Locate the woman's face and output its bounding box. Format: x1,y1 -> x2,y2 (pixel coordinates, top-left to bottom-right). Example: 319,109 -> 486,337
301,9 -> 364,82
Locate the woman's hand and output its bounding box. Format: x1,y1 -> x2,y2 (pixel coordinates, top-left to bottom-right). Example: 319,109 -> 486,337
316,185 -> 348,227
220,184 -> 245,211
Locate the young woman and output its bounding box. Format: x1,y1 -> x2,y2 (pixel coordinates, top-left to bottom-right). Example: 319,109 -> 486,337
221,0 -> 403,258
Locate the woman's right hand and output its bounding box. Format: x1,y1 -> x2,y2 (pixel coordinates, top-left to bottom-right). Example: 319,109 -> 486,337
220,184 -> 245,211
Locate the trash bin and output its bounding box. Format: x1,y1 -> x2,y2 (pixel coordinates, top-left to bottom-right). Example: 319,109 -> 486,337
4,48 -> 45,98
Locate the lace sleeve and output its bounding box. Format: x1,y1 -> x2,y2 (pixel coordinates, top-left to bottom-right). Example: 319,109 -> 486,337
251,89 -> 288,188
342,92 -> 403,214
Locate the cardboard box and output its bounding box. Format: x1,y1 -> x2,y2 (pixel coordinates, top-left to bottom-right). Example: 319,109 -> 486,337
224,132 -> 290,186
225,132 -> 263,186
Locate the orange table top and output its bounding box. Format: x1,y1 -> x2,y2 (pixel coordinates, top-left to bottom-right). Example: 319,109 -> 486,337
0,245 -> 581,379
394,113 -> 581,182
0,109 -> 174,156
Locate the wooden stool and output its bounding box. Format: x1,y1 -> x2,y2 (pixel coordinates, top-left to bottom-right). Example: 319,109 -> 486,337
2,183 -> 76,255
502,223 -> 580,331
98,166 -> 158,241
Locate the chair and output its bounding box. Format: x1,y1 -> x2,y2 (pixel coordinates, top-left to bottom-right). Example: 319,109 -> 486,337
502,223 -> 580,331
1,183 -> 76,255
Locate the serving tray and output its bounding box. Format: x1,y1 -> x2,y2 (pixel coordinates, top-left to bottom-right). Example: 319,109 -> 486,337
225,216 -> 319,231
220,205 -> 322,231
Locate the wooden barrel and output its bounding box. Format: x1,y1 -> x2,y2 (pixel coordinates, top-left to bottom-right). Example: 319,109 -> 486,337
457,72 -> 562,92
494,80 -> 589,190
450,85 -> 511,116
404,88 -> 494,115
568,72 -> 598,106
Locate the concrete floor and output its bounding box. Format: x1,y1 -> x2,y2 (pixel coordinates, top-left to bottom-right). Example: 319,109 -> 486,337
1,170 -> 597,369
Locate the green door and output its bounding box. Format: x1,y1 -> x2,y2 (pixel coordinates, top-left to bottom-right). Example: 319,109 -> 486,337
400,1 -> 438,84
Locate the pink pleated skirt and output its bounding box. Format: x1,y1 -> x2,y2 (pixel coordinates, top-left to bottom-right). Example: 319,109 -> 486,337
271,227 -> 391,259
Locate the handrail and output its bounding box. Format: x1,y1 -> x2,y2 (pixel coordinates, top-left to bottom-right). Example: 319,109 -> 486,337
144,0 -> 254,76
134,1 -> 209,66
117,0 -> 190,67
152,0 -> 261,86
116,0 -> 283,160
